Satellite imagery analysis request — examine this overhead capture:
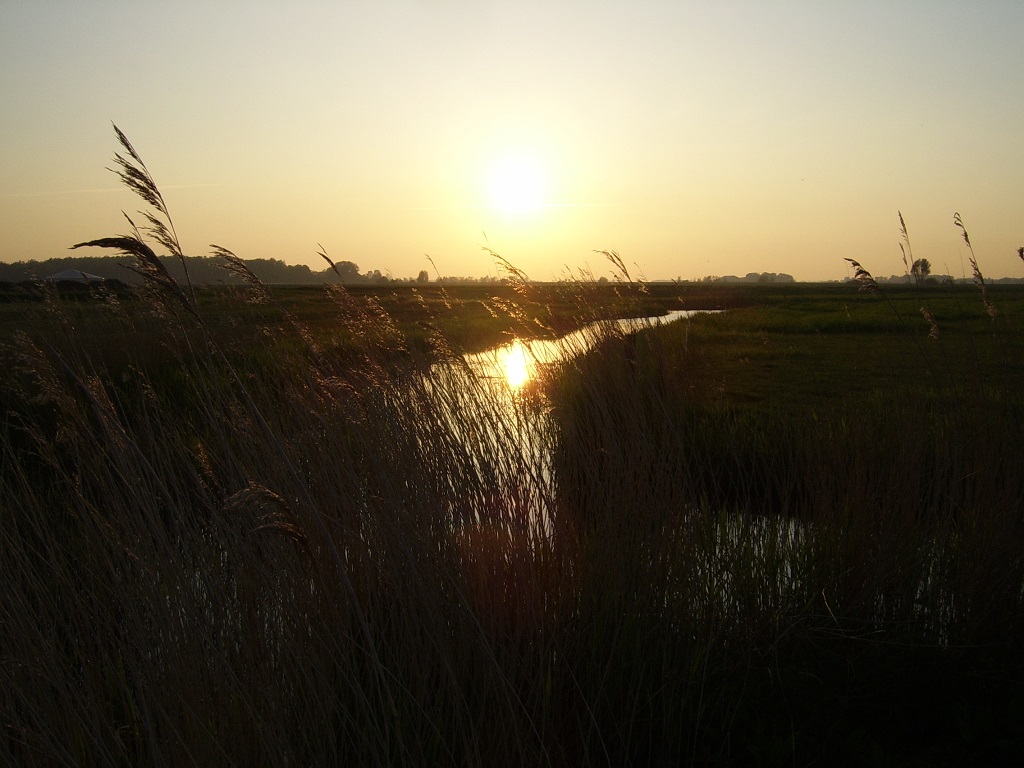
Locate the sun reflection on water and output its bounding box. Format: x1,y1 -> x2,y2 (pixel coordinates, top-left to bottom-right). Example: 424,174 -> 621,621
498,340 -> 533,389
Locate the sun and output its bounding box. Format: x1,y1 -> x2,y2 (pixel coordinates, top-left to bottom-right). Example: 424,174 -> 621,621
487,153 -> 547,215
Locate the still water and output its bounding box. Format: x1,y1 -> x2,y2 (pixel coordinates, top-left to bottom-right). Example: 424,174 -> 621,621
431,310 -> 949,636
461,310 -> 702,391
423,308 -> 820,620
423,310 -> 712,534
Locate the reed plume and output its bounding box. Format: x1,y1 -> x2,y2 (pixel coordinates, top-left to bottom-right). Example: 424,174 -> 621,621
71,125 -> 198,318
71,226 -> 197,318
898,210 -> 913,278
213,244 -> 271,304
954,211 -> 997,318
920,306 -> 940,340
844,257 -> 880,294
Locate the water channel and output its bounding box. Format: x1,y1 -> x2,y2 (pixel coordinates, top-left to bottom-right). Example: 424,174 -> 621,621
425,309 -> 949,638
461,309 -> 703,391
422,310 -> 713,536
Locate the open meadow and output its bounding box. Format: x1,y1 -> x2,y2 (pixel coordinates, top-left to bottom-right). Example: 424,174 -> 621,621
2,268 -> 1023,766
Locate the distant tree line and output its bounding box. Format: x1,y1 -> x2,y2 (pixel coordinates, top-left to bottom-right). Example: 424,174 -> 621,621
0,255 -> 336,285
0,256 -> 453,286
0,255 -> 555,287
692,272 -> 796,284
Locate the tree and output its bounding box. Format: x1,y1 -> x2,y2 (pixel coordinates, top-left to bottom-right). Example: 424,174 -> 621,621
911,258 -> 931,285
416,269 -> 430,284
333,260 -> 362,283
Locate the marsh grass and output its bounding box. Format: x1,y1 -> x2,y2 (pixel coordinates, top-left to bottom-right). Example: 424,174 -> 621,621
547,294 -> 1024,759
1,130 -> 1022,766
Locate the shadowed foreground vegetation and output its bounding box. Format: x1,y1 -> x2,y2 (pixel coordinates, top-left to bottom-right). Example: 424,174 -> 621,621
1,130 -> 1022,766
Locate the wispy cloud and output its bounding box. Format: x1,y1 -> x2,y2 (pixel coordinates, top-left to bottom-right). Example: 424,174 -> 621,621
403,201 -> 615,212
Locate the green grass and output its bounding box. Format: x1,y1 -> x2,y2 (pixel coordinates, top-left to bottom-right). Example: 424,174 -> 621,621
4,277 -> 1021,766
544,285 -> 1024,764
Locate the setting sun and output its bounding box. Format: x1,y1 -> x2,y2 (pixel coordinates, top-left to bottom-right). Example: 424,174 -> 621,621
487,153 -> 547,216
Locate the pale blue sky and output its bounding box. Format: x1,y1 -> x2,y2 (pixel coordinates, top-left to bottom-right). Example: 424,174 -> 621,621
1,1 -> 1021,280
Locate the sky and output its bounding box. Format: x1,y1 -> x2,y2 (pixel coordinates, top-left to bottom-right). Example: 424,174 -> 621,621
1,1 -> 1021,282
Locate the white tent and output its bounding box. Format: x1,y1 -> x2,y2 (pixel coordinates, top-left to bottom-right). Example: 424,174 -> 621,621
44,269 -> 105,283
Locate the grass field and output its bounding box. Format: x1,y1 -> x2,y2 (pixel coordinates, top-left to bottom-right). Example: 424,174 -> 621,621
2,274 -> 1022,767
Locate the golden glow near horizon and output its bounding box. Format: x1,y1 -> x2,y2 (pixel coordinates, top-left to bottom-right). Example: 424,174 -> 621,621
0,3 -> 1022,281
